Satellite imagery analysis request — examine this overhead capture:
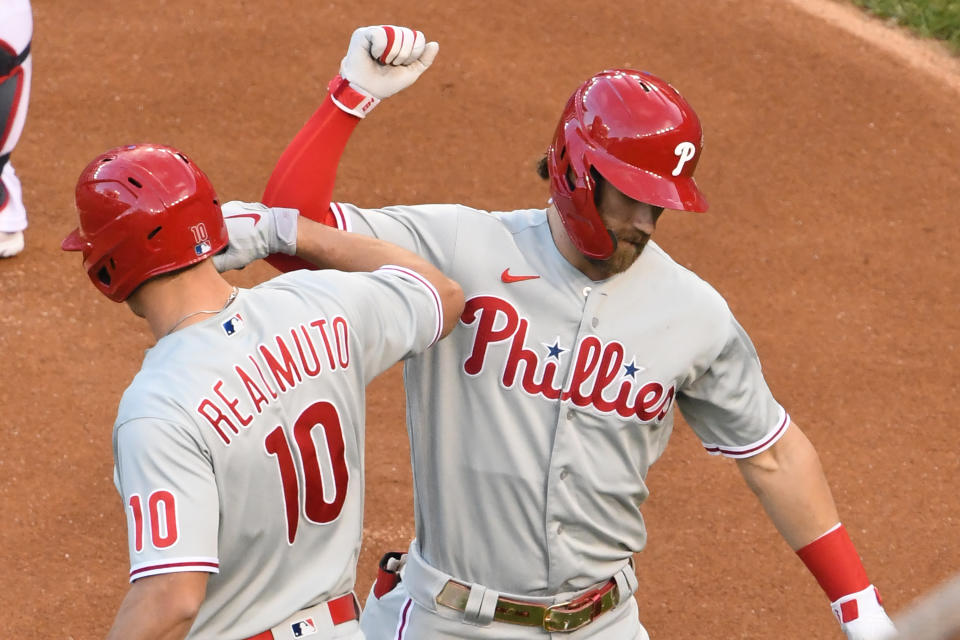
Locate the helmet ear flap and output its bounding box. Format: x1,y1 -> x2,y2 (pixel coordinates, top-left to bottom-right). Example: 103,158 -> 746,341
547,122 -> 614,260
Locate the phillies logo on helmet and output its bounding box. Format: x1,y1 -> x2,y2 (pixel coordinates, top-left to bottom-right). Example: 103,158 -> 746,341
672,142 -> 697,176
460,296 -> 675,422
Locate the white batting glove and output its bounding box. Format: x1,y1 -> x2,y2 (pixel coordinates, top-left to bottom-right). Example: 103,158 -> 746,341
330,25 -> 439,117
212,201 -> 298,272
833,585 -> 898,640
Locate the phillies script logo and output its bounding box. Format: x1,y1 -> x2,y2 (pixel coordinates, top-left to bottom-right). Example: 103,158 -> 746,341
461,296 -> 675,422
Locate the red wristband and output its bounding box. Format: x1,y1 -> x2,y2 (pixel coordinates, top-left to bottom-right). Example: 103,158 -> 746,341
327,74 -> 379,118
796,523 -> 870,601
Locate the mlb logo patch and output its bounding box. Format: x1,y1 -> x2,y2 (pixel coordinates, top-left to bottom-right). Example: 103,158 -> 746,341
222,313 -> 245,336
194,240 -> 212,256
290,617 -> 317,637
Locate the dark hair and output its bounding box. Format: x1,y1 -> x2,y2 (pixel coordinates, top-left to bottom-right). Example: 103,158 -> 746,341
536,155 -> 549,180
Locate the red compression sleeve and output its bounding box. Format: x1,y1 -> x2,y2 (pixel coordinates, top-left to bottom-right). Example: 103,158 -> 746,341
795,523 -> 870,601
263,90 -> 360,273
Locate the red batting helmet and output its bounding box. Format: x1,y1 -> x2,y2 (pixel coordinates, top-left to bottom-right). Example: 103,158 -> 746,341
61,144 -> 227,302
547,69 -> 708,260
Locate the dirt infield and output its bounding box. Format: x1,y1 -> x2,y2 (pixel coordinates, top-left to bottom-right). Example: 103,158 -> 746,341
1,1 -> 958,637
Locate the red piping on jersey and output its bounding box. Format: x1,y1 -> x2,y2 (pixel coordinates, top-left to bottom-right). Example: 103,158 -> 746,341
129,560 -> 219,579
395,597 -> 413,639
331,202 -> 349,231
703,412 -> 790,457
378,266 -> 444,346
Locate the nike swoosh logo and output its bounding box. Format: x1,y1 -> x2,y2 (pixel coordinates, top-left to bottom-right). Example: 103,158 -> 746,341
224,213 -> 262,225
501,268 -> 541,283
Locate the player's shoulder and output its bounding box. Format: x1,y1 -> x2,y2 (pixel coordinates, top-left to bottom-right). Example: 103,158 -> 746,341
435,205 -> 550,248
486,207 -> 550,234
261,264 -> 401,303
258,265 -> 352,291
114,363 -> 192,434
430,205 -> 549,238
641,242 -> 731,314
259,266 -> 433,324
336,201 -> 463,225
235,269 -> 378,318
337,201 -> 544,232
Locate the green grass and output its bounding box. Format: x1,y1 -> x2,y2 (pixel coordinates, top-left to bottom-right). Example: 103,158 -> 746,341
850,0 -> 960,54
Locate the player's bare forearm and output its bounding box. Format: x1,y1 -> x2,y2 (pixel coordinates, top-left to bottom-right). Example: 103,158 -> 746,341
297,217 -> 464,336
735,422 -> 841,550
106,572 -> 208,640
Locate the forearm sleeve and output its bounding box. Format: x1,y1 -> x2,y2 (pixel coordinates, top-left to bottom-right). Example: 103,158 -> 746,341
264,93 -> 360,272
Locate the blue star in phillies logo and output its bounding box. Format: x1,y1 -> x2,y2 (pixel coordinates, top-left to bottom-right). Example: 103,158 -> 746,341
543,339 -> 566,360
623,360 -> 640,378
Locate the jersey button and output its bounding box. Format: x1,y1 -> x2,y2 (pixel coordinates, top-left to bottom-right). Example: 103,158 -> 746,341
566,410 -> 575,421
556,523 -> 564,534
591,317 -> 599,328
559,468 -> 568,480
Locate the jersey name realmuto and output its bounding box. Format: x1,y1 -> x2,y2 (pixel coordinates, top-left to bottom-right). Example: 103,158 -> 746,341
332,202 -> 788,596
112,266 -> 441,639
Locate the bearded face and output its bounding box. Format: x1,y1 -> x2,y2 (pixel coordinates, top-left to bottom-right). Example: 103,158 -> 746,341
589,177 -> 664,276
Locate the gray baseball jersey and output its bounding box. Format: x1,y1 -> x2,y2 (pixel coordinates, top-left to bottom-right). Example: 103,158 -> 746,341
112,266 -> 443,639
330,202 -> 787,596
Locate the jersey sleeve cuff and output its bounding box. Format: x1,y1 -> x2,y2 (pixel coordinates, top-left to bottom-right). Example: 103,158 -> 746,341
701,407 -> 790,458
376,265 -> 443,346
129,557 -> 220,582
331,202 -> 352,232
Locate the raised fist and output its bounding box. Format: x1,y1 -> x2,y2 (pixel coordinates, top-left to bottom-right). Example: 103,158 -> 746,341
331,25 -> 439,117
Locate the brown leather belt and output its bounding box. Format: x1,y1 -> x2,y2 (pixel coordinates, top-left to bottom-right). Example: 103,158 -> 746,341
244,593 -> 360,639
435,578 -> 620,633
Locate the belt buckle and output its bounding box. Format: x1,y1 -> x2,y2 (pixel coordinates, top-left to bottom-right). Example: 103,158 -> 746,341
542,588 -> 605,633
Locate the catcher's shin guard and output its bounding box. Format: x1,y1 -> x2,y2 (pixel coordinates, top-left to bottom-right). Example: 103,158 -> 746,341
0,153 -> 9,209
0,40 -> 29,76
0,40 -> 29,154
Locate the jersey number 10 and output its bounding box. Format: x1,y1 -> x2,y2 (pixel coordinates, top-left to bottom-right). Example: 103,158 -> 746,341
264,400 -> 350,544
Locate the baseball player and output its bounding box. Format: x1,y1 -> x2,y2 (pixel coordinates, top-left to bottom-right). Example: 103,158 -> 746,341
0,0 -> 32,257
217,26 -> 897,639
61,147 -> 462,638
